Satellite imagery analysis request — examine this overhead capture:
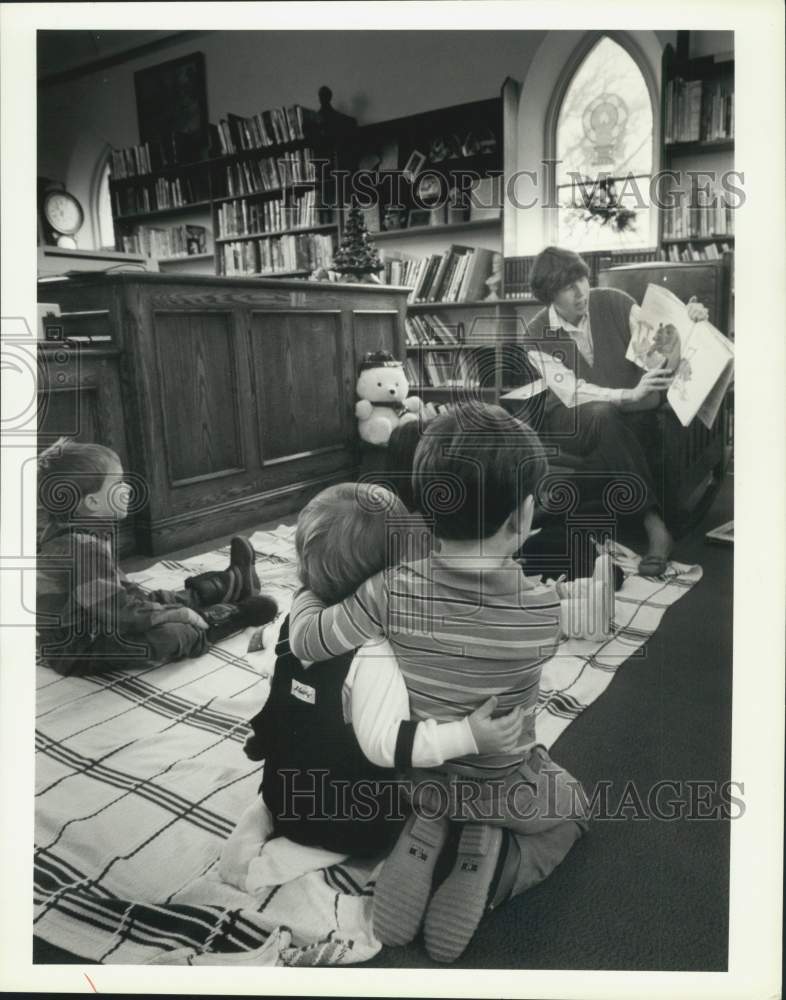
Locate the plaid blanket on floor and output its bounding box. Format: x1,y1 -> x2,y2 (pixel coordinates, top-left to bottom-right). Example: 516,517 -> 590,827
34,526 -> 701,966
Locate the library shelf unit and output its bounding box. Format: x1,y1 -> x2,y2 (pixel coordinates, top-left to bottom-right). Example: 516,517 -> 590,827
659,31 -> 735,258
108,91 -> 355,278
350,94 -> 510,406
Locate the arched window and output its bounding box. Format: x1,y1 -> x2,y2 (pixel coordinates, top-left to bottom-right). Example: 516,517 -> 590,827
552,35 -> 655,251
92,151 -> 116,250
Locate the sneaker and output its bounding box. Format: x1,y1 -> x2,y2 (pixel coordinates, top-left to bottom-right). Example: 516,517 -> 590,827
372,813 -> 450,947
423,823 -> 504,963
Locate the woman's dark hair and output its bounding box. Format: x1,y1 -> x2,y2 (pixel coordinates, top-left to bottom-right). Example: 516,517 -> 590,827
530,246 -> 591,305
385,419 -> 426,512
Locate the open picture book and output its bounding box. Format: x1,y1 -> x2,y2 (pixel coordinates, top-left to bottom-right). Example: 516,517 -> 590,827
626,283 -> 735,429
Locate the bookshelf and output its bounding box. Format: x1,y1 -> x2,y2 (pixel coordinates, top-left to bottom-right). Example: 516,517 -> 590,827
108,92 -> 355,277
351,96 -> 510,406
659,32 -> 735,261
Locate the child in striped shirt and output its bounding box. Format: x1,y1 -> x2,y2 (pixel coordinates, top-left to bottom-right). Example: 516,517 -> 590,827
289,403 -> 589,962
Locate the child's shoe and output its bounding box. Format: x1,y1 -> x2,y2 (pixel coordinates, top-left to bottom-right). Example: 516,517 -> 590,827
185,536 -> 260,606
372,813 -> 450,947
200,594 -> 278,643
423,823 -> 504,963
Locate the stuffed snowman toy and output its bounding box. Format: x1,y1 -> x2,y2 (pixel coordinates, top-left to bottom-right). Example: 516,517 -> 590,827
355,351 -> 422,445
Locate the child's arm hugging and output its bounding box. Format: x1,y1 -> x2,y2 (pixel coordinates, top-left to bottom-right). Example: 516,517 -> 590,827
289,570 -> 390,664
350,641 -> 525,767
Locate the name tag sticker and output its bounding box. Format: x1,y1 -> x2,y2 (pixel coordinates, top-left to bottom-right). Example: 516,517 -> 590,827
291,679 -> 316,705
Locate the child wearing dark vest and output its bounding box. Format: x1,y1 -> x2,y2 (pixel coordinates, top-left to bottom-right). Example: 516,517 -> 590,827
289,404 -> 589,962
218,481 -> 522,883
36,438 -> 277,676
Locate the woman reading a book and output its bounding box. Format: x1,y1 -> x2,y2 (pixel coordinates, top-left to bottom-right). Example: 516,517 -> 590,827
524,246 -> 708,576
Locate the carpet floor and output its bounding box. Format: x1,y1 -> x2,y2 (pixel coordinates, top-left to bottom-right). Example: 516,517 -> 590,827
33,475 -> 733,971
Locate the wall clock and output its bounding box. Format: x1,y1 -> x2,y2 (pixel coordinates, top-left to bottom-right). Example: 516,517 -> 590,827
42,188 -> 84,248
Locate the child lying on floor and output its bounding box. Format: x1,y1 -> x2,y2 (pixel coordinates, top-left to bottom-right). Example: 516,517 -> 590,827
36,438 -> 277,676
287,404 -> 593,963
218,481 -> 523,884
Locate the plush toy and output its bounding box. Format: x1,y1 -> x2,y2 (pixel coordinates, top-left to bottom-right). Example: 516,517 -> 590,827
355,351 -> 422,445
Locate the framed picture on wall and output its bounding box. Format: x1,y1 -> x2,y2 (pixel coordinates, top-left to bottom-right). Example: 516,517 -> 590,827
134,52 -> 208,152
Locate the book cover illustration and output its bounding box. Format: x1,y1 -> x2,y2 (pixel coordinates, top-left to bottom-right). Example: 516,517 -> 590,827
626,283 -> 734,429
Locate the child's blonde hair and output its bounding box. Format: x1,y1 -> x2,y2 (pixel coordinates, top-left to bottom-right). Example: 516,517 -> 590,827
295,482 -> 407,604
38,437 -> 121,519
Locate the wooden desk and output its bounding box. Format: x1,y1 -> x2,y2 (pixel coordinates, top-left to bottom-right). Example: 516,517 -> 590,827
38,273 -> 408,554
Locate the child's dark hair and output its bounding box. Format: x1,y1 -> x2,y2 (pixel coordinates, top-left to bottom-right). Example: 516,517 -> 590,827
385,419 -> 428,512
37,437 -> 120,519
412,403 -> 547,540
529,246 -> 591,305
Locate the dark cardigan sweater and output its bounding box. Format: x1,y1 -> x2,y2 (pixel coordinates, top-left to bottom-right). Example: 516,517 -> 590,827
526,287 -> 642,416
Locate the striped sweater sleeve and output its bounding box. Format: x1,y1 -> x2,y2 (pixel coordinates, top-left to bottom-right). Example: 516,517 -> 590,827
289,571 -> 389,663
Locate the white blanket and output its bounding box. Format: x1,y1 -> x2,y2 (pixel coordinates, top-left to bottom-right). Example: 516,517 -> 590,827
34,526 -> 701,965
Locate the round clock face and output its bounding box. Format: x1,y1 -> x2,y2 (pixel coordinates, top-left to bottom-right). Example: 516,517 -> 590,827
44,191 -> 84,236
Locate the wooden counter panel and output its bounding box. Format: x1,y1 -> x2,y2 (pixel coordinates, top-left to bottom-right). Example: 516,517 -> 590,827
249,310 -> 346,464
152,310 -> 243,484
38,274 -> 409,554
352,309 -> 400,359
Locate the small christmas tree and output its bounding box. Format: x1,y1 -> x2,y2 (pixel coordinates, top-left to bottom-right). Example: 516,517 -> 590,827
331,204 -> 384,280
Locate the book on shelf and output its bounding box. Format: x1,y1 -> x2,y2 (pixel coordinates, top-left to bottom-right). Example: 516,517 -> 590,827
218,231 -> 334,277
217,190 -> 331,237
216,105 -> 316,155
121,224 -> 209,259
406,245 -> 496,303
222,149 -> 317,198
503,256 -> 534,300
110,132 -> 208,178
112,172 -> 207,216
664,76 -> 734,144
379,252 -> 421,288
664,241 -> 732,263
421,351 -> 478,388
403,357 -> 419,385
626,283 -> 734,429
405,313 -> 460,346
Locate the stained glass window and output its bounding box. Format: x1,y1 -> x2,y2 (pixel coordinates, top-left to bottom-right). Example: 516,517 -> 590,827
555,36 -> 654,251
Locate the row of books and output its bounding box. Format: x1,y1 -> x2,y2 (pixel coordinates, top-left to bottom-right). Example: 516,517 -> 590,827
503,249 -> 660,300
406,352 -> 482,389
120,224 -> 209,259
662,202 -> 735,240
664,76 -> 734,144
112,176 -> 206,217
223,150 -> 317,199
379,254 -> 421,288
405,312 -> 460,346
217,233 -> 334,277
215,105 -> 315,155
216,191 -> 331,238
664,241 -> 732,263
407,245 -> 496,303
110,132 -> 206,178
